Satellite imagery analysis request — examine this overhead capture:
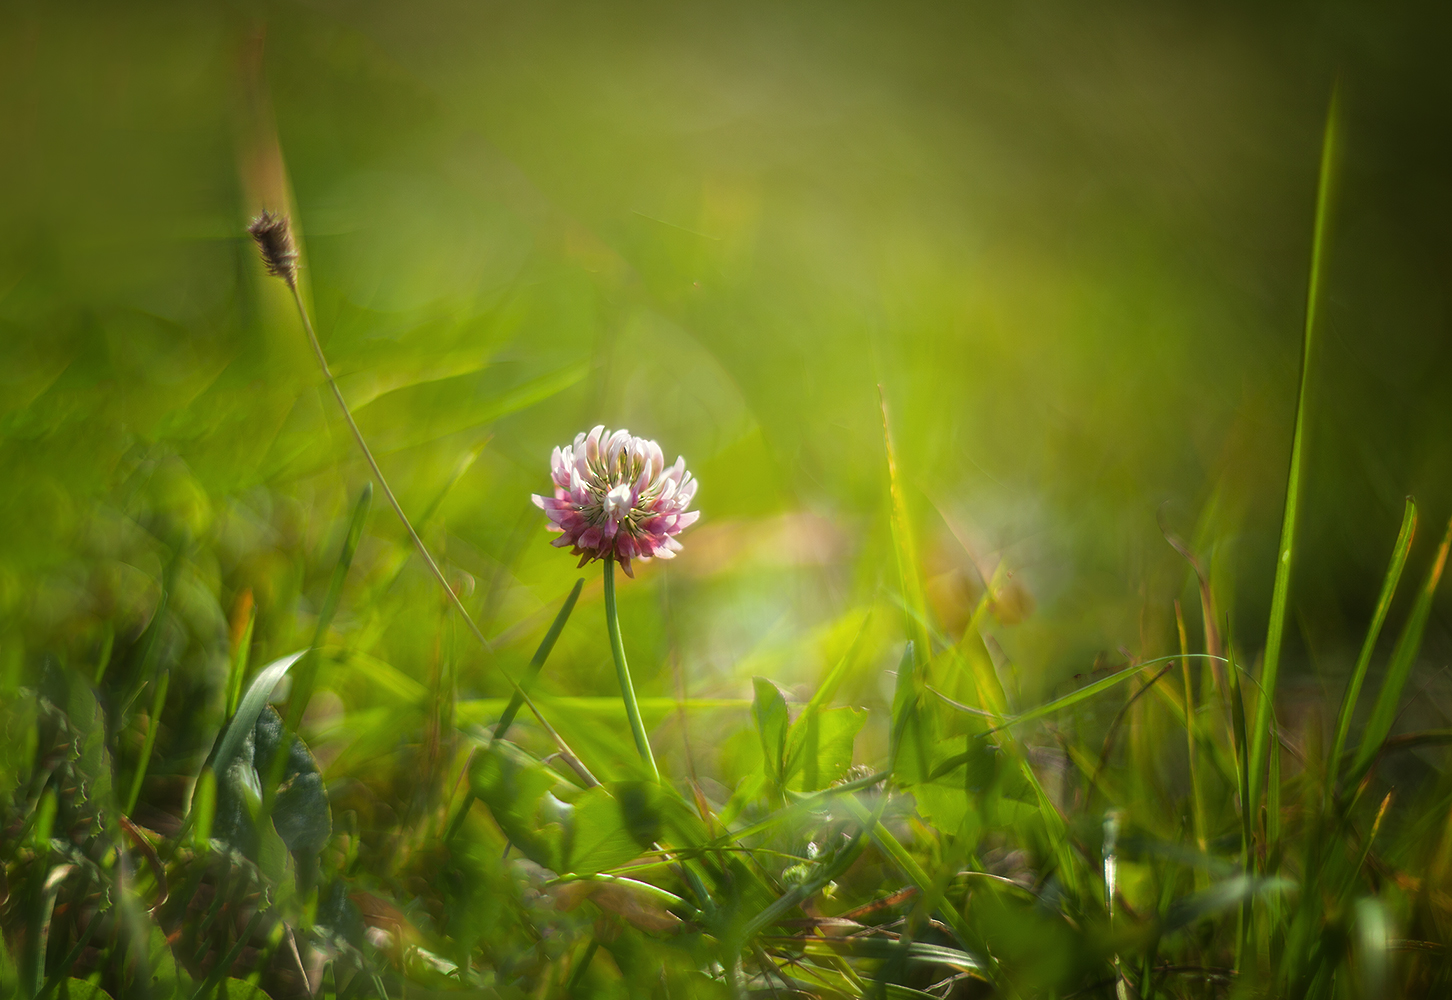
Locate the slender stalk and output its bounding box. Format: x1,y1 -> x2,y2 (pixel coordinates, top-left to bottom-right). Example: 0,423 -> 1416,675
279,276 -> 600,789
1176,601 -> 1207,867
603,555 -> 659,781
288,283 -> 490,655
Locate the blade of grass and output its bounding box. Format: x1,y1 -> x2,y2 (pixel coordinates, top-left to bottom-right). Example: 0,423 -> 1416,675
1249,83 -> 1340,831
225,596 -> 255,719
838,794 -> 983,971
1348,514 -> 1452,784
1328,498 -> 1416,793
879,385 -> 930,670
1226,635 -> 1254,976
123,668 -> 169,815
206,650 -> 306,792
931,654 -> 1228,733
1177,602 -> 1208,873
493,578 -> 585,741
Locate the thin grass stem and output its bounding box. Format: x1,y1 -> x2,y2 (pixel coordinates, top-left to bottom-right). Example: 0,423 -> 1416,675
1249,83 -> 1340,829
279,276 -> 600,789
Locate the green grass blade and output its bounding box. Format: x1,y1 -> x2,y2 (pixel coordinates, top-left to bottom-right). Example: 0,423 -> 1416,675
202,650 -> 307,800
1177,602 -> 1208,870
1226,638 -> 1254,975
493,577 -> 585,741
1249,83 -> 1340,828
879,386 -> 931,669
838,793 -> 983,967
224,608 -> 254,720
124,667 -> 170,814
1348,515 -> 1452,783
1328,497 -> 1416,791
959,654 -> 1226,733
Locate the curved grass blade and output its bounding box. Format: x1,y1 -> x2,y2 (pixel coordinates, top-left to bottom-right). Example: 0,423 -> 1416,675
1249,83 -> 1341,825
201,649 -> 307,805
1348,514 -> 1452,784
1328,498 -> 1416,793
937,654 -> 1228,733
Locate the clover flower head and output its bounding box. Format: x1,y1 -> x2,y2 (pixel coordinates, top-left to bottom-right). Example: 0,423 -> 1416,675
531,426 -> 700,576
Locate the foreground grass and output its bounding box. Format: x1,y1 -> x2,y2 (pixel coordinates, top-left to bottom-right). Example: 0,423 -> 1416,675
4,88 -> 1452,1000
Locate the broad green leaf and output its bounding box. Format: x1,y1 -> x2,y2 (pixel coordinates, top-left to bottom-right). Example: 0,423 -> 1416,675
470,742 -> 571,871
785,706 -> 865,792
146,923 -> 193,1000
615,780 -> 668,850
567,786 -> 641,876
215,979 -> 270,1000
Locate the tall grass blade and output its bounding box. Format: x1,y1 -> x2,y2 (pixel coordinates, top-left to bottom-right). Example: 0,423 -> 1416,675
1226,638 -> 1253,974
1176,602 -> 1208,868
1249,84 -> 1341,823
879,385 -> 930,668
1329,498 -> 1416,792
1348,514 -> 1452,783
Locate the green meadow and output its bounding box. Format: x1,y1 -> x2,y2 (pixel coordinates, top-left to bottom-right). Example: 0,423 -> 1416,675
4,2 -> 1452,997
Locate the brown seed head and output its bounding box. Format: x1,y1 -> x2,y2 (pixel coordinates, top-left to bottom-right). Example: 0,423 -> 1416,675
247,211 -> 299,286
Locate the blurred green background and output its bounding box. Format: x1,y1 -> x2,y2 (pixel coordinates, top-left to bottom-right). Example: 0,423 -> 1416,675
4,0 -> 1452,784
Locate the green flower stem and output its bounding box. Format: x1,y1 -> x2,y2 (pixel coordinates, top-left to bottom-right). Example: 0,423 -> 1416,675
603,556 -> 660,781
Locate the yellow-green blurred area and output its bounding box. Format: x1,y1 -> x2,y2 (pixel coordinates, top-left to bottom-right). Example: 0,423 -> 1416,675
4,0 -> 1452,786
